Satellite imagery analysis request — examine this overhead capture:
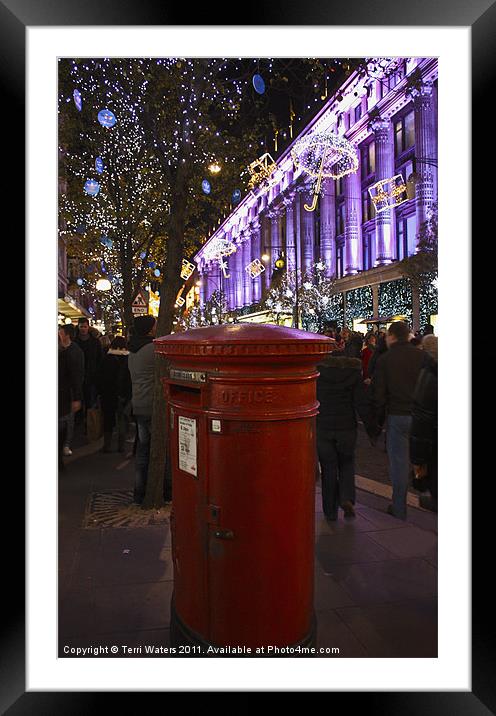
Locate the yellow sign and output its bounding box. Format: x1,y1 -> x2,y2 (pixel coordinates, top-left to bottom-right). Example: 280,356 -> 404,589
148,289 -> 160,317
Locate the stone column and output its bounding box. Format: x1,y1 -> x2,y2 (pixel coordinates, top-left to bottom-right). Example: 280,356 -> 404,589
198,263 -> 207,309
267,209 -> 281,273
300,186 -> 315,275
261,213 -> 271,294
344,168 -> 361,274
320,178 -> 336,277
371,117 -> 395,264
283,192 -> 296,273
242,232 -> 252,307
411,80 -> 436,240
234,243 -> 244,310
250,220 -> 262,304
294,191 -> 303,287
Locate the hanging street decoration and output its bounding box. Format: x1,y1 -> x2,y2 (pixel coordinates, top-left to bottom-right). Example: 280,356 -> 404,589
252,74 -> 266,95
100,236 -> 113,248
181,259 -> 196,281
97,108 -> 117,128
232,189 -> 241,205
175,295 -> 186,308
76,278 -> 84,286
73,89 -> 82,111
139,251 -> 147,259
202,179 -> 211,195
246,152 -> 278,191
95,157 -> 104,174
291,130 -> 359,211
154,268 -> 161,277
84,179 -> 100,196
246,258 -> 266,279
368,174 -> 408,213
203,236 -> 236,279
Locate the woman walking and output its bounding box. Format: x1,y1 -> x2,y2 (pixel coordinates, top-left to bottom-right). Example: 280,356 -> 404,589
97,336 -> 132,453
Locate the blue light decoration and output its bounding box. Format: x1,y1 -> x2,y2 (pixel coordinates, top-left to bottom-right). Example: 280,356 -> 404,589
202,179 -> 211,195
100,236 -> 113,249
148,261 -> 156,269
84,179 -> 100,196
232,188 -> 241,205
253,74 -> 265,95
76,278 -> 84,286
97,108 -> 117,128
154,269 -> 161,277
101,260 -> 107,273
76,223 -> 86,234
95,157 -> 104,174
73,89 -> 82,111
140,251 -> 146,259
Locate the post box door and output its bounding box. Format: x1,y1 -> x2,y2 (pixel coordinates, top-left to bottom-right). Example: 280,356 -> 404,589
168,387 -> 209,638
205,417 -> 315,648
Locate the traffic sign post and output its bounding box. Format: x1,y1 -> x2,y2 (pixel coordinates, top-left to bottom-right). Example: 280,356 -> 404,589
132,289 -> 149,316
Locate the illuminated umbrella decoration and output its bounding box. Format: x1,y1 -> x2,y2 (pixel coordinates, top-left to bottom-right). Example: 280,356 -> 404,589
73,89 -> 82,111
97,108 -> 117,128
253,74 -> 265,94
291,131 -> 359,211
84,179 -> 100,196
95,157 -> 104,174
203,237 -> 236,279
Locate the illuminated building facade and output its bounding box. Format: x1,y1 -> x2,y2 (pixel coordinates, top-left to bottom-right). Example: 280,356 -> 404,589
194,57 -> 438,332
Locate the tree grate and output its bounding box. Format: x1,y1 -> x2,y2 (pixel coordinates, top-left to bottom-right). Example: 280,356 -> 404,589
83,490 -> 170,529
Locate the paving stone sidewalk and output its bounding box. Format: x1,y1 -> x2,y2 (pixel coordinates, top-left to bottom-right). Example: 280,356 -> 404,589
59,439 -> 437,659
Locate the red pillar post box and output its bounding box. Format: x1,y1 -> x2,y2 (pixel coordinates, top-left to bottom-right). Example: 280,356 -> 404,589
154,324 -> 332,653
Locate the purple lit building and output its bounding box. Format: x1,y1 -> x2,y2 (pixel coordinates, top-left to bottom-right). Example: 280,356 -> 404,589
195,58 -> 438,332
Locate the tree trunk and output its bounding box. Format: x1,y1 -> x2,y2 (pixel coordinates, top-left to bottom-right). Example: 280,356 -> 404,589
120,240 -> 135,335
142,180 -> 187,508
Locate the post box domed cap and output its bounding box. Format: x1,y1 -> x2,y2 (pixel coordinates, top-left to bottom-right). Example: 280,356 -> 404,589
154,323 -> 335,358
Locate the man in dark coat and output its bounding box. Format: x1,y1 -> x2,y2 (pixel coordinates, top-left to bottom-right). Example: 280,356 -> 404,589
58,324 -> 84,469
316,350 -> 378,521
410,334 -> 438,512
371,321 -> 430,519
74,317 -> 103,414
97,336 -> 132,453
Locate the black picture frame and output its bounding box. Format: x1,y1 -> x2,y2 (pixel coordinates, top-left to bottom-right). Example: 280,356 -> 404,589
5,0 -> 485,708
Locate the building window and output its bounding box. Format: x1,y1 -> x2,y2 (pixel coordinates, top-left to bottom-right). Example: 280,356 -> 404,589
362,190 -> 376,223
354,104 -> 362,124
336,242 -> 344,278
394,109 -> 415,156
362,230 -> 374,271
361,141 -> 375,180
336,202 -> 345,236
396,213 -> 417,259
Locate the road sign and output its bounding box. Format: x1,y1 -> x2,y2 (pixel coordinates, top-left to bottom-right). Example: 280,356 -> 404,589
132,289 -> 149,315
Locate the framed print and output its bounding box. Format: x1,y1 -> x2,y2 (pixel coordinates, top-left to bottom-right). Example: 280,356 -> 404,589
2,0 -> 489,707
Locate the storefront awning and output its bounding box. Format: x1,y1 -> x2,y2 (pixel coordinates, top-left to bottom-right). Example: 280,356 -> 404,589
58,294 -> 91,321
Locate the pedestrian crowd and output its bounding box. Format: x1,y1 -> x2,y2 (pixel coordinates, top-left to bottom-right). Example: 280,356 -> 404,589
317,321 -> 438,521
59,314 -> 437,521
58,315 -> 160,505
